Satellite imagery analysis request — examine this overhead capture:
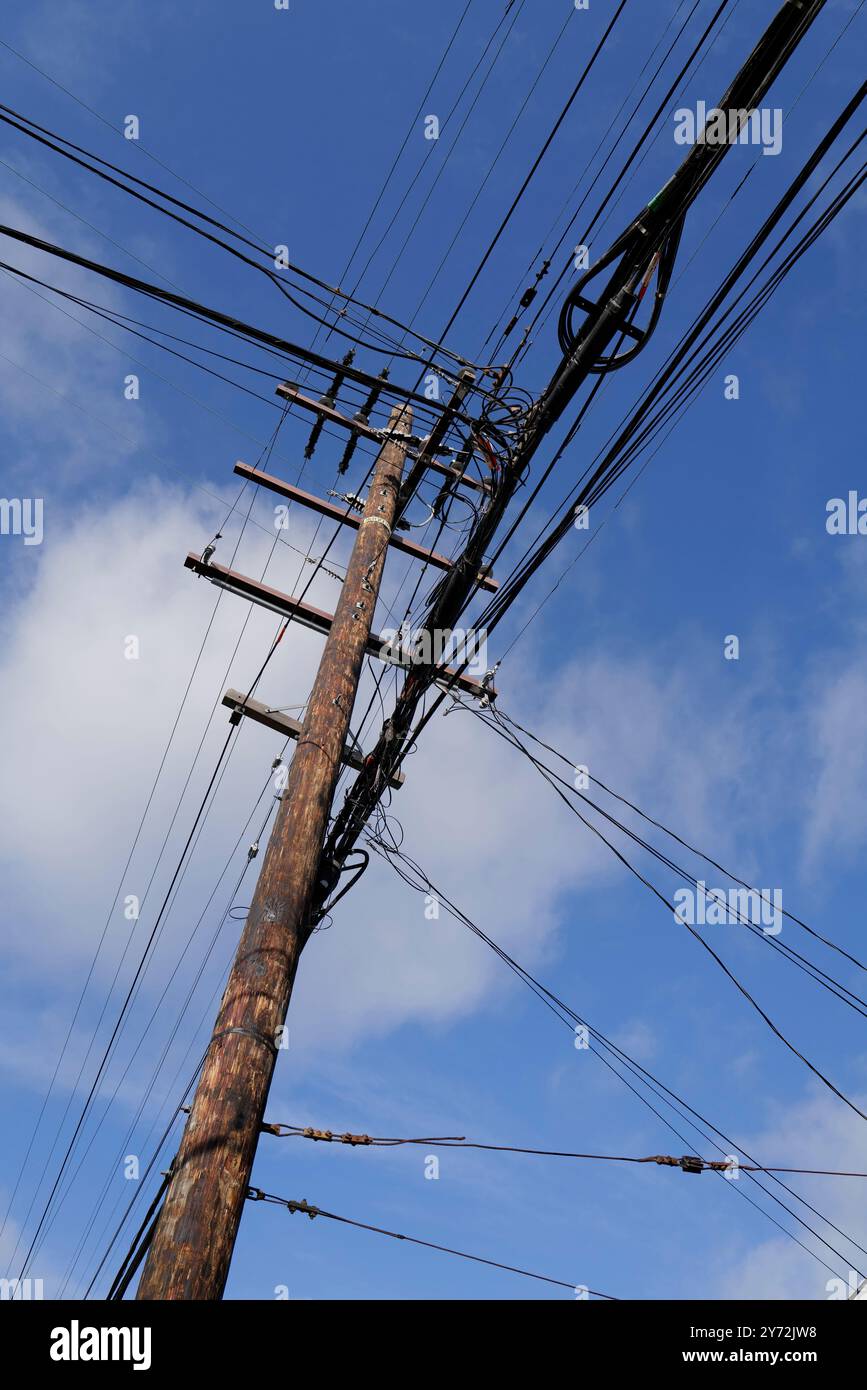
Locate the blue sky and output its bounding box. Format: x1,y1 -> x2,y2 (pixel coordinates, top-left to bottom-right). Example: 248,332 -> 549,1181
1,0 -> 866,1301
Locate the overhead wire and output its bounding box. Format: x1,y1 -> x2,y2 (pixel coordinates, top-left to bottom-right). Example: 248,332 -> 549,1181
267,1122 -> 867,1178
245,1188 -> 617,1299
433,0 -> 633,354
0,217 -> 493,419
313,0 -> 477,343
480,0 -> 697,355
345,1 -> 527,313
0,100 -> 481,374
23,351 -> 455,1287
315,11 -> 849,882
0,483 -> 262,1272
13,372 -> 377,1275
8,2 -> 861,1301
65,776 -> 285,1298
473,706 -> 867,1114
491,705 -> 867,974
467,97 -> 867,654
0,27 -> 505,1284
368,836 -> 867,1279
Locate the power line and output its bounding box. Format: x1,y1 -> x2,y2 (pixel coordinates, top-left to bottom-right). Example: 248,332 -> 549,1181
316,0 -> 477,329
481,0 -> 702,355
0,217 -> 486,416
346,1 -> 527,312
25,387 -> 416,1284
314,9 -> 847,904
389,4 -> 577,335
53,775 -> 283,1297
490,706 -> 867,975
368,837 -> 867,1277
13,385 -> 374,1276
513,0 -> 736,356
434,0 -> 633,348
467,96 -> 867,649
0,101 -> 481,373
67,784 -> 284,1299
245,1188 -> 618,1299
472,707 -> 867,1116
8,0 -> 857,1302
265,1124 -> 867,1178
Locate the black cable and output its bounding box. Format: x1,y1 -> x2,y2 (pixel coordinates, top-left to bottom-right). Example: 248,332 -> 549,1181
480,717 -> 867,1084
315,0 -> 476,340
481,0 -> 700,356
518,0 -> 734,353
43,396 -> 416,1288
369,838 -> 867,1277
15,408 -> 337,1278
318,26 -> 856,886
398,5 -> 577,334
104,1173 -> 171,1301
14,724 -> 237,1283
496,707 -> 867,974
435,0 -> 632,348
387,137 -> 863,896
0,219 -> 487,419
60,786 -> 280,1297
272,1124 -> 867,1177
247,1188 -> 617,1298
347,2 -> 526,312
0,101 -> 480,372
475,97 -> 867,641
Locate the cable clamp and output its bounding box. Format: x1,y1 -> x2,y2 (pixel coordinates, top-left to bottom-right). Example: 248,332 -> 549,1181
679,1155 -> 704,1175
211,1024 -> 278,1055
287,1199 -> 319,1220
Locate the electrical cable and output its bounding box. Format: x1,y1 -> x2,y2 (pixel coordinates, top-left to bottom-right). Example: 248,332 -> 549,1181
368,837 -> 867,1278
268,1123 -> 867,1177
246,1187 -> 617,1299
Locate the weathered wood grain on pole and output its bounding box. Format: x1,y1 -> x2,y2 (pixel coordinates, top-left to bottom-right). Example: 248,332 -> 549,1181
136,405 -> 411,1300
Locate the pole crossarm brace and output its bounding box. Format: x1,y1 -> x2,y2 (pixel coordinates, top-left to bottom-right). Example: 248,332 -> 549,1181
184,554 -> 495,702
232,461 -> 498,593
275,381 -> 491,495
220,689 -> 405,788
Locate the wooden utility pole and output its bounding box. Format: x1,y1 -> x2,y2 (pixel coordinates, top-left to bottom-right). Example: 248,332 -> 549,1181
131,0 -> 827,1302
136,404 -> 411,1300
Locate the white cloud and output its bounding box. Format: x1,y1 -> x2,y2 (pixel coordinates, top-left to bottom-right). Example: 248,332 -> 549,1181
0,189 -> 152,488
803,658 -> 867,870
3,465 -> 863,1076
709,1084 -> 867,1299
